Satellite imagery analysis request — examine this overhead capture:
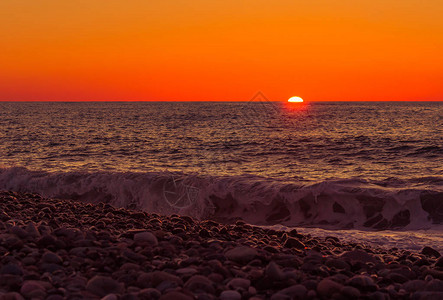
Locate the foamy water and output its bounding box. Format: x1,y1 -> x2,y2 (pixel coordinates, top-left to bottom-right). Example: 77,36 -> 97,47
267,225 -> 443,253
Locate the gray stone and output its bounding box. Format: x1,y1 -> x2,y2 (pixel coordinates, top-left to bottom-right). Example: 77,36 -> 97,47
225,246 -> 257,264
426,279 -> 443,292
325,258 -> 350,271
220,290 -> 241,300
340,249 -> 378,263
158,291 -> 193,300
0,264 -> 23,276
411,291 -> 443,300
227,278 -> 251,290
0,292 -> 25,300
317,279 -> 343,297
184,275 -> 215,294
277,284 -> 307,298
341,286 -> 361,298
138,288 -> 161,299
41,251 -> 62,264
403,280 -> 426,293
9,226 -> 28,239
133,232 -> 158,245
266,261 -> 286,281
20,281 -> 46,299
101,294 -> 118,300
347,275 -> 377,291
137,271 -> 183,288
86,276 -> 124,297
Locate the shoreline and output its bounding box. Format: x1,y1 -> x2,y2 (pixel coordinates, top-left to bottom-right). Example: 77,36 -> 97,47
1,190 -> 443,299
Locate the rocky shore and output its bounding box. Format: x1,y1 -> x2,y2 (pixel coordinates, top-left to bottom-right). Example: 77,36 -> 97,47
1,190 -> 443,300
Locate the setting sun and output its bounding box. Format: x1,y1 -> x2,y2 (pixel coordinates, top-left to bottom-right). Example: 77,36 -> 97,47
288,96 -> 304,103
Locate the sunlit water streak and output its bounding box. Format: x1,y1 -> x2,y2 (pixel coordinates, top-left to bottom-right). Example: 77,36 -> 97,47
0,101 -> 441,180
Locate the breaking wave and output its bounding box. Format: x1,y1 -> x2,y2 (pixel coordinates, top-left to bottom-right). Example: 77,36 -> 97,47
1,167 -> 442,230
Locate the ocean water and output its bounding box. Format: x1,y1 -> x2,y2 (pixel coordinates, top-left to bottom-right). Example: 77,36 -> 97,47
0,101 -> 442,242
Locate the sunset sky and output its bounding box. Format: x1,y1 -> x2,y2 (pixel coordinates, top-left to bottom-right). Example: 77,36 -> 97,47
1,1 -> 442,101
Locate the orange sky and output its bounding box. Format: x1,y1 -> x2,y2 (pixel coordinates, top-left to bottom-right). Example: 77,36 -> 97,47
1,1 -> 442,101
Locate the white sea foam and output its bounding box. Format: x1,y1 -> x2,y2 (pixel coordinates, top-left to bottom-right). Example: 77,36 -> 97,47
1,167 -> 442,232
266,225 -> 443,254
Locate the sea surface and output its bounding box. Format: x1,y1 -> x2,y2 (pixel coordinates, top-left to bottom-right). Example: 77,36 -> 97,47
0,101 -> 442,250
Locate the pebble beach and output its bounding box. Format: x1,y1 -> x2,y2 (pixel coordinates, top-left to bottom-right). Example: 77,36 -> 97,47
1,190 -> 443,300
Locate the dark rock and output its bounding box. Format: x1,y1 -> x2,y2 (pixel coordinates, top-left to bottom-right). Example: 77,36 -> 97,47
325,258 -> 350,271
184,275 -> 215,294
86,275 -> 124,297
411,291 -> 443,300
341,286 -> 361,298
402,280 -> 426,293
227,278 -> 250,291
137,271 -> 183,288
25,222 -> 40,238
20,281 -> 46,299
220,290 -> 241,300
340,249 -> 378,263
317,279 -> 343,298
436,257 -> 443,268
0,292 -> 25,300
37,234 -> 57,248
159,291 -> 193,300
41,251 -> 62,264
422,247 -> 441,258
265,261 -> 286,281
138,288 -> 161,300
368,291 -> 390,300
284,238 -> 305,249
287,229 -> 298,237
133,231 -> 158,245
387,272 -> 409,283
0,264 -> 23,276
225,246 -> 257,264
9,226 -> 28,239
347,275 -> 377,291
101,294 -> 118,300
425,279 -> 443,292
199,228 -> 211,238
276,285 -> 307,299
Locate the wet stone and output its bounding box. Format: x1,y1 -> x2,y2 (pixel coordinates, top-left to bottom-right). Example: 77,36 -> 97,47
284,238 -> 305,249
341,286 -> 361,298
422,246 -> 441,258
133,231 -> 158,246
265,261 -> 286,281
0,264 -> 23,276
276,285 -> 308,299
347,275 -> 377,291
86,275 -> 124,297
225,246 -> 257,264
41,251 -> 62,264
184,275 -> 215,294
340,249 -> 378,263
317,279 -> 343,298
227,278 -> 251,291
220,290 -> 242,300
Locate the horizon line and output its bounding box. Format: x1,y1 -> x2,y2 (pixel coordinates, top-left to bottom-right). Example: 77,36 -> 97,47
1,100 -> 442,102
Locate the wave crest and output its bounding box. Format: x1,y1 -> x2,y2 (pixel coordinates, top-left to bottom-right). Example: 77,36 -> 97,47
1,167 -> 442,230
